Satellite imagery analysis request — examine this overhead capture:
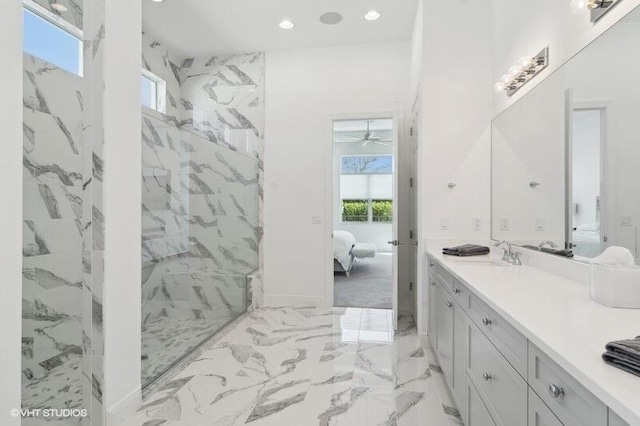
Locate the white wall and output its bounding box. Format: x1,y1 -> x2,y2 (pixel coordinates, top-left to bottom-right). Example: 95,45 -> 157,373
263,42 -> 410,308
491,72 -> 566,247
103,0 -> 142,414
0,1 -> 23,424
492,0 -> 640,116
419,0 -> 493,242
412,0 -> 493,336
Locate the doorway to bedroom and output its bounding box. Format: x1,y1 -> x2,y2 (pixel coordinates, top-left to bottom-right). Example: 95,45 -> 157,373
332,118 -> 397,310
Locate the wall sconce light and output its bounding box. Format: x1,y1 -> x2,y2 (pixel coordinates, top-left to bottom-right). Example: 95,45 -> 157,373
493,47 -> 549,97
570,0 -> 622,22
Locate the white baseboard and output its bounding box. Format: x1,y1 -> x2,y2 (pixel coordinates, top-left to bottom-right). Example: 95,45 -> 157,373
419,332 -> 431,349
263,293 -> 325,307
105,385 -> 142,426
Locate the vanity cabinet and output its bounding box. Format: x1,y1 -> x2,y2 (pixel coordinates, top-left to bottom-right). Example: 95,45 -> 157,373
426,255 -> 631,426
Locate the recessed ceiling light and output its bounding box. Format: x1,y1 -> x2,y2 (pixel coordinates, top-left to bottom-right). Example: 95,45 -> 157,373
319,12 -> 343,25
364,10 -> 381,21
150,0 -> 165,3
279,19 -> 295,30
51,3 -> 68,12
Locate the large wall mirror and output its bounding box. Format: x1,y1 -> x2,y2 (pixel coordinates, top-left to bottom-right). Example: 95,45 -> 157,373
492,6 -> 640,263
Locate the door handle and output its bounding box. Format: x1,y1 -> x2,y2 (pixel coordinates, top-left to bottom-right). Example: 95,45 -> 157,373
387,240 -> 404,246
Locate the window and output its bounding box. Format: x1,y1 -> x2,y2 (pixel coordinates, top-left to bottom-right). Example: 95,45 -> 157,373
340,155 -> 394,223
23,7 -> 83,76
341,155 -> 393,174
342,200 -> 369,222
141,69 -> 167,113
372,200 -> 393,223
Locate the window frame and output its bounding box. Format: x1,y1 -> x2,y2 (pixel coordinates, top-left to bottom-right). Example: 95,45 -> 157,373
23,0 -> 84,77
141,68 -> 167,114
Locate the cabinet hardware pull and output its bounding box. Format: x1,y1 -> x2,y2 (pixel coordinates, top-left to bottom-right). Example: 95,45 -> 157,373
481,318 -> 492,326
548,384 -> 564,399
445,301 -> 452,308
482,372 -> 492,381
431,281 -> 436,286
453,288 -> 460,294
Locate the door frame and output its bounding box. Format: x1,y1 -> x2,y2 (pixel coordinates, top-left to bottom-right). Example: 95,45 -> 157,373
566,99 -> 611,254
323,111 -> 403,328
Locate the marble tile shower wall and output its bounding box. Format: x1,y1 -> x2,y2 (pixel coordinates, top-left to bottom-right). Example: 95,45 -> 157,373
22,1 -> 106,425
22,53 -> 85,419
141,32 -> 264,387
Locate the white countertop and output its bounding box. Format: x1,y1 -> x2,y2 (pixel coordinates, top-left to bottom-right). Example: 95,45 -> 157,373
426,248 -> 640,425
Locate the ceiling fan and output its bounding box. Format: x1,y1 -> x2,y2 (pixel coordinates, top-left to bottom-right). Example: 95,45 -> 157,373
334,120 -> 393,146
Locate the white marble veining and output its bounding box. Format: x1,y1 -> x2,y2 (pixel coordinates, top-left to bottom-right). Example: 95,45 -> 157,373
117,307 -> 460,426
427,248 -> 640,425
140,30 -> 264,387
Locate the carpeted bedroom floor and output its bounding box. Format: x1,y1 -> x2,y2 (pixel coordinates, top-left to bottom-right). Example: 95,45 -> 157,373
334,252 -> 393,309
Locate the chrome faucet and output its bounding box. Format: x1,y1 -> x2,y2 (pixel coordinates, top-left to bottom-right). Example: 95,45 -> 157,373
538,241 -> 557,249
494,240 -> 522,265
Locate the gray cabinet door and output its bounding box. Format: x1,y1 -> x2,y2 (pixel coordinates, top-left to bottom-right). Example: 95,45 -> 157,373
468,322 -> 527,426
468,379 -> 496,426
435,282 -> 454,381
453,304 -> 468,419
428,268 -> 438,346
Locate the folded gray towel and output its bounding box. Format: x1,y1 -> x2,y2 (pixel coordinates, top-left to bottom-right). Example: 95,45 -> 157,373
602,336 -> 640,377
443,244 -> 490,257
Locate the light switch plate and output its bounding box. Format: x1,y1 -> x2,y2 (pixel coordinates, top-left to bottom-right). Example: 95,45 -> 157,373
473,218 -> 482,231
621,216 -> 632,227
535,218 -> 545,231
500,217 -> 510,231
440,218 -> 448,230
311,216 -> 322,225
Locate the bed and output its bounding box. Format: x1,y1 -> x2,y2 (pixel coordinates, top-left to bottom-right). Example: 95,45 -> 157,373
572,222 -> 602,258
334,230 -> 357,275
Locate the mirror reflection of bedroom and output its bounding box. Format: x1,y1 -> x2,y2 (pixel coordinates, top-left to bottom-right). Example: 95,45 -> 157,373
333,118 -> 395,309
571,108 -> 605,258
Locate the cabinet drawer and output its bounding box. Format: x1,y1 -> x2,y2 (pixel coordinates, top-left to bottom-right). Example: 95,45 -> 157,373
529,387 -> 562,426
528,343 -> 607,426
468,292 -> 527,376
432,260 -> 455,292
468,323 -> 527,426
468,379 -> 496,426
451,278 -> 470,311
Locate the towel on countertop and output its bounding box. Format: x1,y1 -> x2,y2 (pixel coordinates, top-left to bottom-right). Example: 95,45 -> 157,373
442,244 -> 490,257
603,336 -> 640,377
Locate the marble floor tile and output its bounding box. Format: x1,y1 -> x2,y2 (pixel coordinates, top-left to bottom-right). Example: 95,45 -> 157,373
117,307 -> 461,426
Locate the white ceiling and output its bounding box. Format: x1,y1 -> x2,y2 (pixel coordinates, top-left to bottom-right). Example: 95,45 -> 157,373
142,0 -> 419,58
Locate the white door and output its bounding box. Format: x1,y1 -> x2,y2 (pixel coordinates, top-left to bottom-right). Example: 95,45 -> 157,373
409,117 -> 419,318
389,117 -> 400,330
